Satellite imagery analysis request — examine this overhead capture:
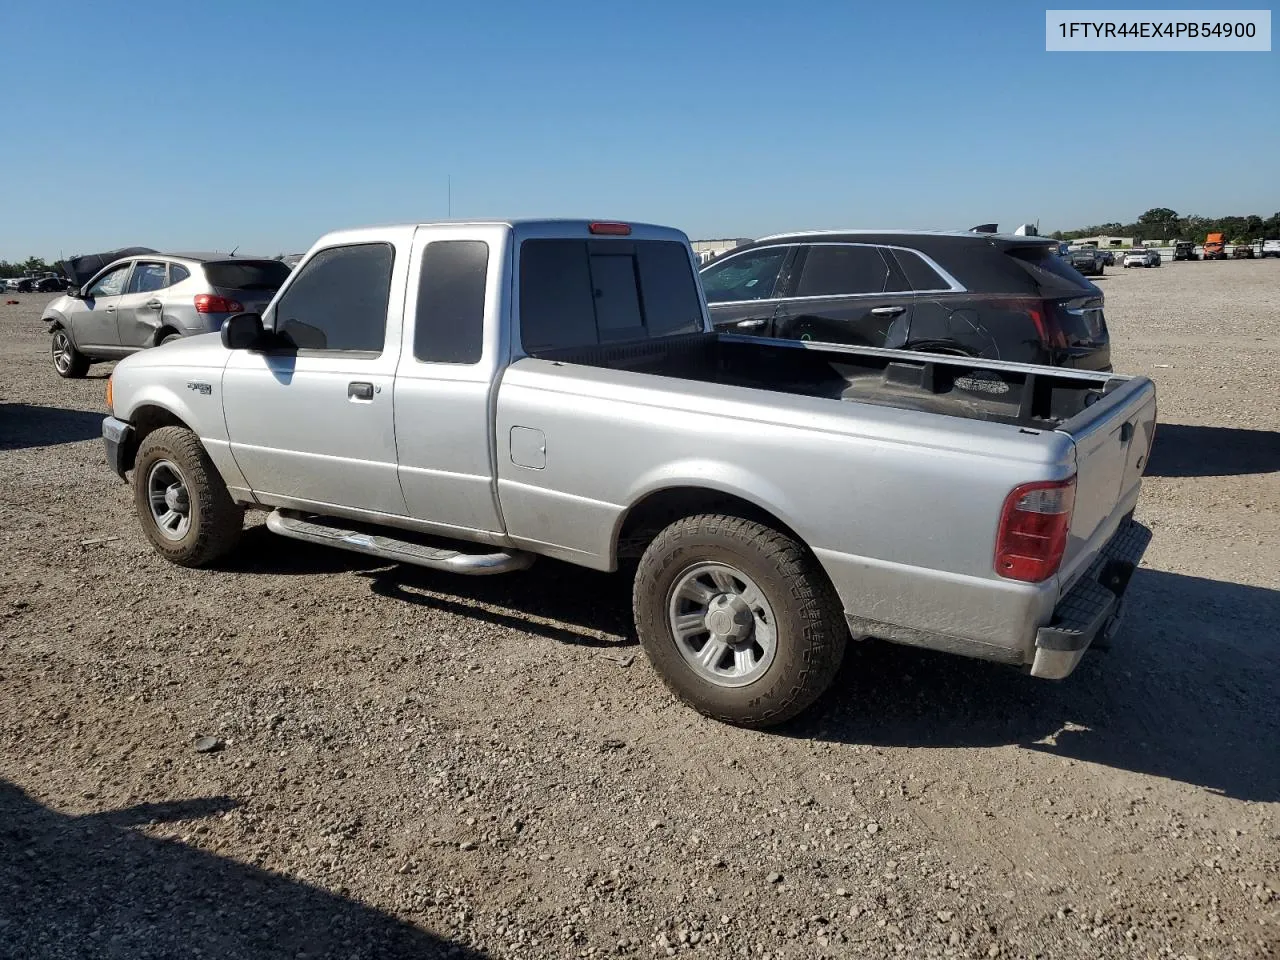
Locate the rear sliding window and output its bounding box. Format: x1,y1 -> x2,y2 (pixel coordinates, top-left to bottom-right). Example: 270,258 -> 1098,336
519,239 -> 702,353
203,260 -> 292,291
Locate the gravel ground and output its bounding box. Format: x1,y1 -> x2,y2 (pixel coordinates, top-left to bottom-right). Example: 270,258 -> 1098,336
1,261 -> 1278,960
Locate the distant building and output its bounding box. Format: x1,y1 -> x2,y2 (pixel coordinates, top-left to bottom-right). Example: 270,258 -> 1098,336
691,238 -> 752,265
1072,235 -> 1136,248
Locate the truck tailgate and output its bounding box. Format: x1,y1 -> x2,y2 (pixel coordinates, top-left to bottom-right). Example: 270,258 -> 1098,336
1056,377 -> 1157,586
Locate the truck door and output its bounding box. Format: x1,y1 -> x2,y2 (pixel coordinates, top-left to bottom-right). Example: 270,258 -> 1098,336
222,239 -> 410,516
392,225 -> 508,537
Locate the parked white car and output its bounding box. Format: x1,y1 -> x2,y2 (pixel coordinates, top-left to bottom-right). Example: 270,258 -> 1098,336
1262,239 -> 1280,258
1123,249 -> 1160,268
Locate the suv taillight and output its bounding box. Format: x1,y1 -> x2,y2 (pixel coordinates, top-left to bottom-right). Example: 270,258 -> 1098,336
995,477 -> 1076,583
194,294 -> 244,314
991,297 -> 1068,350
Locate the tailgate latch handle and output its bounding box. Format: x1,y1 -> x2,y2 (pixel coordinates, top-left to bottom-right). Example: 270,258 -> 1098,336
1120,421 -> 1134,443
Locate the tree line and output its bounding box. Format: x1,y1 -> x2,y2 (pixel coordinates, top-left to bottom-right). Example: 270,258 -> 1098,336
1051,208 -> 1280,244
0,256 -> 62,280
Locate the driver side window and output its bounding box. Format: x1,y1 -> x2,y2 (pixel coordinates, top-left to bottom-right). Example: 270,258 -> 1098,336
699,247 -> 790,303
271,243 -> 394,353
88,264 -> 130,299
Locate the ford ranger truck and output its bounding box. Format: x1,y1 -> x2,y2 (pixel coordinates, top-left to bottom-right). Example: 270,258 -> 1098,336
100,220 -> 1156,727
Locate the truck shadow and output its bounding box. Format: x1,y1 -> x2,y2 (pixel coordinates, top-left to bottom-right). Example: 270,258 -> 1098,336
1144,423 -> 1280,477
220,527 -> 635,646
361,562 -> 637,649
0,781 -> 487,959
788,568 -> 1280,803
221,523 -> 387,576
0,402 -> 103,450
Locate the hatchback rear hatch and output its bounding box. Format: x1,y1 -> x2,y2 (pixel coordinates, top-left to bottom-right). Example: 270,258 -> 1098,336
200,259 -> 292,314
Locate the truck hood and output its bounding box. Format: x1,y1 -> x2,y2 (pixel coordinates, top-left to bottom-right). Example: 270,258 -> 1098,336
113,332 -> 230,374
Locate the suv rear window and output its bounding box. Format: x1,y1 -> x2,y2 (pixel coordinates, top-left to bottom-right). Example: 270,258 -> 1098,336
203,260 -> 292,291
1008,246 -> 1097,294
519,239 -> 702,353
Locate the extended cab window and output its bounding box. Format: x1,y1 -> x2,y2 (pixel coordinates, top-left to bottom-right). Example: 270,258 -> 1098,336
414,240 -> 489,364
520,239 -> 702,353
699,247 -> 788,303
273,243 -> 394,352
793,245 -> 890,297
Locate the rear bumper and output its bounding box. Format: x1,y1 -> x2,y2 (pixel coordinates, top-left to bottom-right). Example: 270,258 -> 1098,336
102,416 -> 133,479
1029,518 -> 1152,679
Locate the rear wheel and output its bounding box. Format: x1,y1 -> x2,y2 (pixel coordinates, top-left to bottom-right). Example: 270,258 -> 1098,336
132,426 -> 244,567
159,332 -> 181,345
633,514 -> 847,727
51,328 -> 90,378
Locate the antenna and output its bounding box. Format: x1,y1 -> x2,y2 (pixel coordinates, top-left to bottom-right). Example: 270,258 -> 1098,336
229,245 -> 240,257
447,175 -> 452,218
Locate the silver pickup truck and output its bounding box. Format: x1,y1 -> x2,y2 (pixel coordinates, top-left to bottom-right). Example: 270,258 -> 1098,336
101,219 -> 1156,727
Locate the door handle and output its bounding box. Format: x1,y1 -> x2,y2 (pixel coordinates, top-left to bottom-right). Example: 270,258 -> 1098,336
735,319 -> 767,329
348,382 -> 374,401
870,305 -> 906,317
145,299 -> 163,309
105,305 -> 117,312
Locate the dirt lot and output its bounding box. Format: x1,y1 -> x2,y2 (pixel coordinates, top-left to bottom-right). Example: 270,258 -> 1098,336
2,261 -> 1278,960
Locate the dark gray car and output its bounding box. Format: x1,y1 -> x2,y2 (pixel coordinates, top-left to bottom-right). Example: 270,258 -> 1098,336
42,252 -> 290,378
1064,247 -> 1104,276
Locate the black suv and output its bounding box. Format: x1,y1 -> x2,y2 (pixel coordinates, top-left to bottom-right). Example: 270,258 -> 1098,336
699,231 -> 1111,371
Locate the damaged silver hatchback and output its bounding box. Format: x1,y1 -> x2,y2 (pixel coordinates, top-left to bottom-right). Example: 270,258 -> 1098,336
42,248 -> 290,378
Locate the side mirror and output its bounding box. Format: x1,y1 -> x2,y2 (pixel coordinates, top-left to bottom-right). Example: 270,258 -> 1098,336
65,286 -> 82,299
221,313 -> 265,350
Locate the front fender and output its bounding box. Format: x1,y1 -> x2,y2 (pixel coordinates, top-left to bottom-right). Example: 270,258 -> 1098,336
41,307 -> 70,331
113,376 -> 249,493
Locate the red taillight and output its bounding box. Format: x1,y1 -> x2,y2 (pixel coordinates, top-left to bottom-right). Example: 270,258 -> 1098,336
1023,303 -> 1068,350
194,294 -> 244,314
987,297 -> 1068,350
588,221 -> 631,236
995,477 -> 1076,582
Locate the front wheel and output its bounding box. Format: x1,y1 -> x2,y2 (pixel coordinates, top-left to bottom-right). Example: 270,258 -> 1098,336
51,328 -> 90,378
132,426 -> 244,567
633,514 -> 847,727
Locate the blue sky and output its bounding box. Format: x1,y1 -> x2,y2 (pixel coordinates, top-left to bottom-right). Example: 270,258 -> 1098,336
0,0 -> 1275,260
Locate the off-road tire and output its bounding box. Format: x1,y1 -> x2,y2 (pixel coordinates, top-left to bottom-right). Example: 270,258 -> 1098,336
132,426 -> 243,567
633,514 -> 847,727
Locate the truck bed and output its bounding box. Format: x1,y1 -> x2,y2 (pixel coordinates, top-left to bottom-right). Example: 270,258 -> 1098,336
531,332 -> 1120,429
